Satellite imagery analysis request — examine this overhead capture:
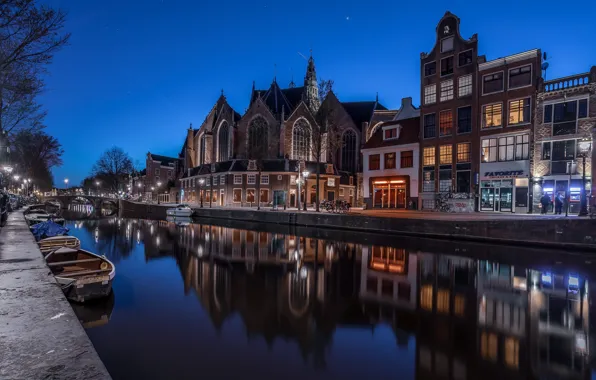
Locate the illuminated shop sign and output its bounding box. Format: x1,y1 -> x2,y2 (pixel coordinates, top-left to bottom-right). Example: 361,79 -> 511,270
483,170 -> 524,178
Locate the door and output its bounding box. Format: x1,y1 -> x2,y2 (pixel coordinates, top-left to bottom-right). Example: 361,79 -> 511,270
499,187 -> 513,212
389,188 -> 397,208
327,191 -> 335,202
396,188 -> 406,208
481,188 -> 496,211
290,193 -> 296,208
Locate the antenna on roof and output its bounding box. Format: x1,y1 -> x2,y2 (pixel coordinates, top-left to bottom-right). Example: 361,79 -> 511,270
541,52 -> 549,81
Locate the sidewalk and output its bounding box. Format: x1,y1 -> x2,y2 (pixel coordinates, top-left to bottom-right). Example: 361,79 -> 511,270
0,211 -> 111,380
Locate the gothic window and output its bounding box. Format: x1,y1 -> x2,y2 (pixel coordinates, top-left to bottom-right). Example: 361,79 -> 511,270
292,119 -> 311,160
247,116 -> 268,159
341,129 -> 357,173
218,122 -> 229,161
199,133 -> 206,165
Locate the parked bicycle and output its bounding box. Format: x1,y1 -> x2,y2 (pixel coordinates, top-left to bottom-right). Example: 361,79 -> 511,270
321,199 -> 351,213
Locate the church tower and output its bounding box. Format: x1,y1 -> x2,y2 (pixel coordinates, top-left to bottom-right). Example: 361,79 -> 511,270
302,53 -> 320,113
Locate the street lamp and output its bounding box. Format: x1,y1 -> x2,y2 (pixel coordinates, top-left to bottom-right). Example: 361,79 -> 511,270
198,178 -> 205,208
578,135 -> 592,216
302,170 -> 310,211
64,178 -> 69,192
156,181 -> 162,204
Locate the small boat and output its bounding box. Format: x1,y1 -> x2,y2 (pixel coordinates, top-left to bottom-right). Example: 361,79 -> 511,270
25,211 -> 65,226
166,216 -> 191,226
45,247 -> 115,303
166,204 -> 193,217
38,236 -> 81,255
24,204 -> 47,215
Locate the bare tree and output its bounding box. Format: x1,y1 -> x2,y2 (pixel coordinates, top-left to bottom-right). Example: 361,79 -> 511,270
311,79 -> 342,212
0,0 -> 70,134
91,147 -> 134,192
10,129 -> 63,189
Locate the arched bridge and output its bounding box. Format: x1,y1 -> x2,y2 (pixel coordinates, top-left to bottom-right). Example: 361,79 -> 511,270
42,195 -> 120,210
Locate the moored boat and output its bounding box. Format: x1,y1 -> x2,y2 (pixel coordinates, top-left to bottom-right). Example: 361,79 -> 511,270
45,247 -> 115,303
166,204 -> 193,217
38,235 -> 81,255
25,211 -> 65,226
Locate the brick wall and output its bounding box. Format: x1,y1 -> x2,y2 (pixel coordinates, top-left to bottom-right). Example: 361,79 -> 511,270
236,98 -> 279,159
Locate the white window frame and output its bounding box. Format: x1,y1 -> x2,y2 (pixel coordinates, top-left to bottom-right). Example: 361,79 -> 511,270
290,175 -> 296,185
213,176 -> 218,186
424,84 -> 437,105
458,74 -> 473,98
440,36 -> 454,53
507,64 -> 533,90
482,71 -> 505,96
260,174 -> 269,185
339,188 -> 345,196
507,97 -> 532,126
247,174 -> 256,185
440,79 -> 454,102
233,174 -> 242,185
220,174 -> 226,184
482,102 -> 504,129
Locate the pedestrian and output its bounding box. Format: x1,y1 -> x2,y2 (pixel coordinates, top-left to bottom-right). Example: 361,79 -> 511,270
540,193 -> 550,214
554,193 -> 563,215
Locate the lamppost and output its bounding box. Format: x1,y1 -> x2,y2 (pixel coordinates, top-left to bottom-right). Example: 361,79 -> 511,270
302,170 -> 310,211
578,135 -> 592,216
199,178 -> 205,208
64,178 -> 69,193
137,182 -> 143,201
13,175 -> 19,193
156,181 -> 162,204
95,181 -> 101,196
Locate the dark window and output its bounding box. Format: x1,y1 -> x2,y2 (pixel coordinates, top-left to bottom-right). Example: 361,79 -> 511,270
423,114 -> 436,139
553,101 -> 577,136
439,110 -> 453,136
366,277 -> 377,293
247,116 -> 269,159
458,50 -> 473,66
551,140 -> 576,161
441,56 -> 454,76
424,62 -> 436,77
508,65 -> 532,89
218,121 -> 229,161
544,104 -> 553,123
542,142 -> 551,160
400,151 -> 413,168
483,72 -> 504,94
341,130 -> 357,172
384,153 -> 396,169
456,171 -> 471,193
439,168 -> 452,192
457,106 -> 472,133
199,134 -> 206,165
369,154 -> 380,170
579,99 -> 588,118
381,280 -> 393,297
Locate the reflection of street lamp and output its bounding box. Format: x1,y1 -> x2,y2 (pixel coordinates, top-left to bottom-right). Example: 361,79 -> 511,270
198,178 -> 205,208
156,181 -> 162,204
578,135 -> 592,216
302,170 -> 310,211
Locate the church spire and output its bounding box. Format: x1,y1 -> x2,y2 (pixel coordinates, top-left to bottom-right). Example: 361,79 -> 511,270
302,52 -> 320,112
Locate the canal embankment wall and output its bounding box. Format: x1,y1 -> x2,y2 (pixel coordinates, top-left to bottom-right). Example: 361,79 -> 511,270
0,211 -> 112,380
119,200 -> 596,251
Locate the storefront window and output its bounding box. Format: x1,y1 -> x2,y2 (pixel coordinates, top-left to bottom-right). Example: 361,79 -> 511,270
246,189 -> 255,203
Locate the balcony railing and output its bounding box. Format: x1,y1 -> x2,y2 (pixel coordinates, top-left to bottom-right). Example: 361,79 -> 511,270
543,72 -> 592,92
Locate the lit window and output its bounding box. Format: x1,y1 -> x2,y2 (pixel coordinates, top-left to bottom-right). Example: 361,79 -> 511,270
260,189 -> 268,203
384,152 -> 396,169
508,98 -> 531,125
369,154 -> 380,170
420,285 -> 433,310
505,338 -> 519,368
482,138 -> 498,162
424,85 -> 436,105
260,174 -> 269,185
439,110 -> 453,136
246,189 -> 255,203
482,103 -> 502,128
480,332 -> 498,361
440,80 -> 454,102
441,36 -> 454,52
439,145 -> 452,165
457,143 -> 471,163
232,189 -> 242,202
233,174 -> 242,184
437,289 -> 450,313
423,147 -> 435,166
458,75 -> 472,97
454,294 -> 465,316
247,174 -> 256,185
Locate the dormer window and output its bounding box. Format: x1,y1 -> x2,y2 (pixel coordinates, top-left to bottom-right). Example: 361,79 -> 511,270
383,125 -> 401,141
248,160 -> 256,170
441,36 -> 454,53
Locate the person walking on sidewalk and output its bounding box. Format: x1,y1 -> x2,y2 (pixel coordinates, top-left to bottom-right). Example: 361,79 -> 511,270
540,193 -> 551,214
554,193 -> 563,215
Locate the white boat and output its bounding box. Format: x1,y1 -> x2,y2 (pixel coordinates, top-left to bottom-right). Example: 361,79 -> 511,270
45,247 -> 115,303
38,236 -> 81,255
25,211 -> 65,226
166,204 -> 193,217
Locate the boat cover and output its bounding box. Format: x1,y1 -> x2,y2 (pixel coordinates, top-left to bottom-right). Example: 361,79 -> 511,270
31,220 -> 69,241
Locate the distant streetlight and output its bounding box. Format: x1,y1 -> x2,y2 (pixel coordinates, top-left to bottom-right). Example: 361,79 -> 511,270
302,170 -> 310,211
64,178 -> 69,191
198,178 -> 205,208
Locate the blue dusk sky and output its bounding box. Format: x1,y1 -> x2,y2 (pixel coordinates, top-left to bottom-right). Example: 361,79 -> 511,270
40,0 -> 596,186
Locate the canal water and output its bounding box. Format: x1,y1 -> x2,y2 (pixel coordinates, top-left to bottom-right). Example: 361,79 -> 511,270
62,207 -> 596,380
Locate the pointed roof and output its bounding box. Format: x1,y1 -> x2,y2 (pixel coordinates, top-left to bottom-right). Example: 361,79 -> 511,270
197,94 -> 242,135
340,101 -> 388,128
250,80 -> 305,116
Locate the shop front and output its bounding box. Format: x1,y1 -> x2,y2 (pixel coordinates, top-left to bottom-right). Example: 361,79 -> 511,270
370,176 -> 410,209
479,161 -> 530,213
532,176 -> 592,214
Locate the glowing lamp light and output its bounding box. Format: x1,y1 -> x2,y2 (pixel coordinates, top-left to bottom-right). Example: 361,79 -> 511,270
570,187 -> 582,192
543,188 -> 554,192
541,272 -> 552,285
569,274 -> 579,288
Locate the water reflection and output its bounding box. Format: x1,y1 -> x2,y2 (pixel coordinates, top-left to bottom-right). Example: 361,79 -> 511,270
65,216 -> 594,380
